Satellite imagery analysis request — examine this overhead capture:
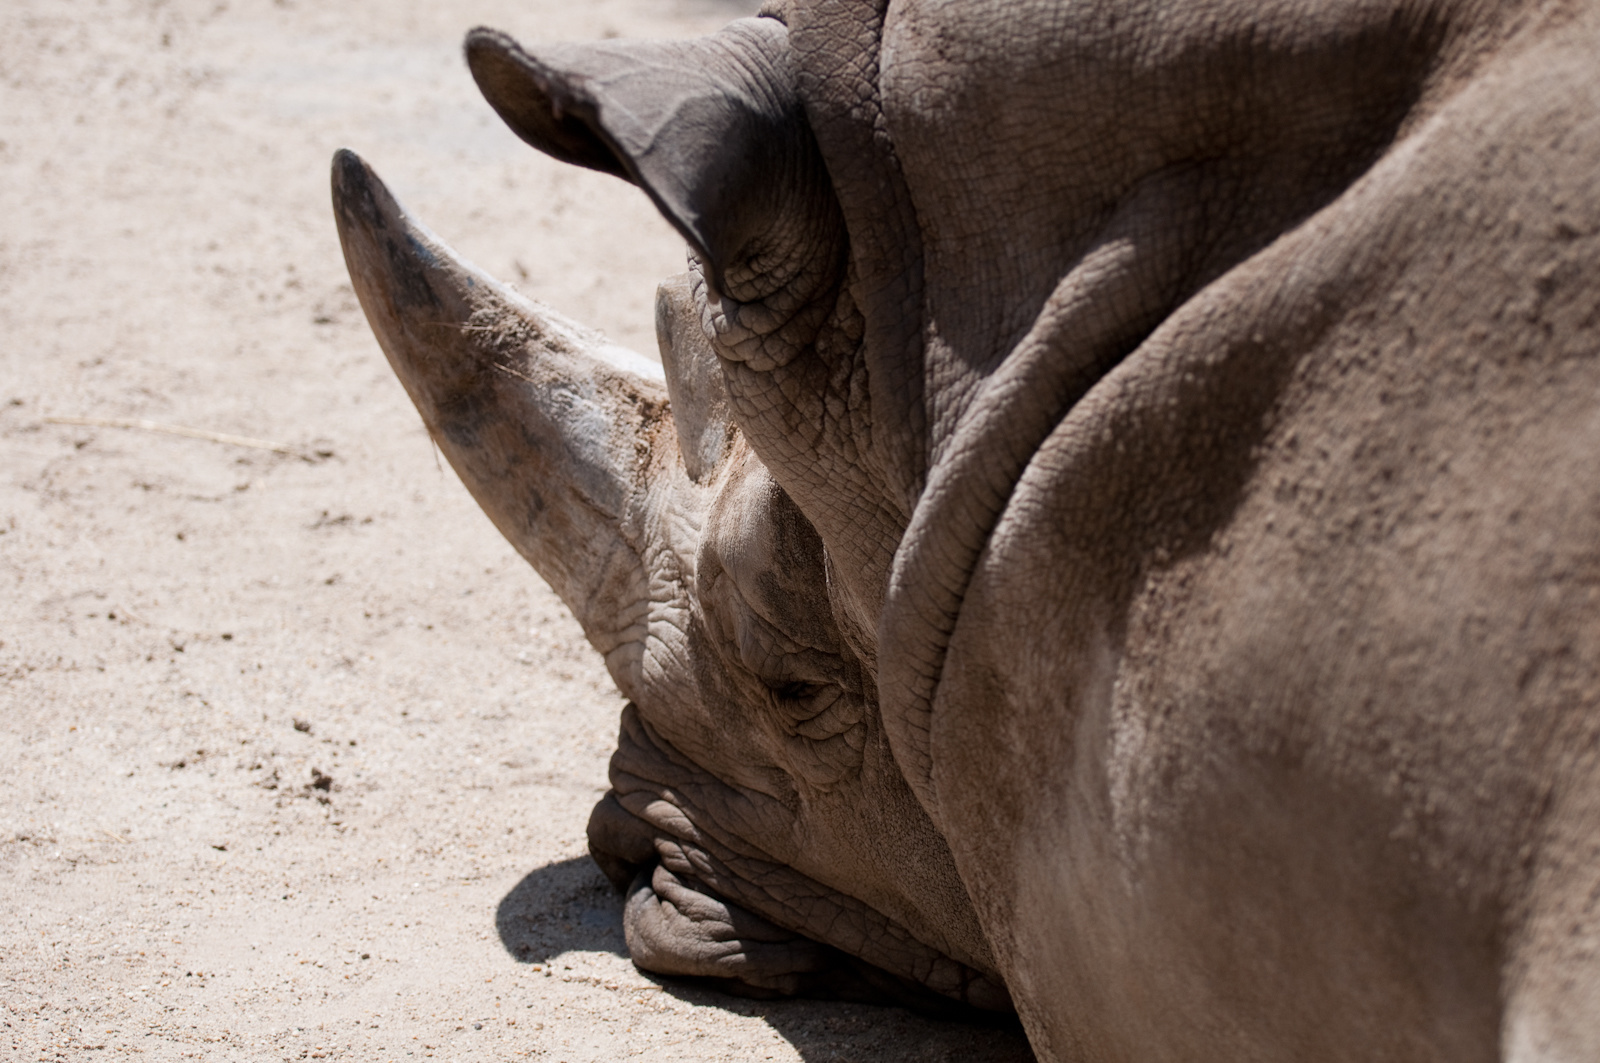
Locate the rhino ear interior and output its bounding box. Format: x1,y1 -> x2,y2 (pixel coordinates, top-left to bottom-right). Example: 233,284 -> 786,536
464,29 -> 631,180
464,20 -> 818,295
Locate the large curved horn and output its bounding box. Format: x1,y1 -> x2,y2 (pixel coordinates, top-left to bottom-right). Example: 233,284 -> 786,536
331,149 -> 667,690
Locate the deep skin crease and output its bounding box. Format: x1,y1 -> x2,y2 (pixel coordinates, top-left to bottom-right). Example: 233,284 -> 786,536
337,0 -> 1600,1058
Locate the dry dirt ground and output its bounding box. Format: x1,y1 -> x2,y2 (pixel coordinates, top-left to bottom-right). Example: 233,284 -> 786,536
0,1 -> 1036,1060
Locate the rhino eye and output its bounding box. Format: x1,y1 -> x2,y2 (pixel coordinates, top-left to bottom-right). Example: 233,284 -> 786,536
766,679 -> 860,740
774,680 -> 827,703
699,548 -> 865,782
765,678 -> 865,789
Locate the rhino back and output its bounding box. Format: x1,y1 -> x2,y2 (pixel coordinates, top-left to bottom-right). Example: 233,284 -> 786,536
933,10 -> 1600,1060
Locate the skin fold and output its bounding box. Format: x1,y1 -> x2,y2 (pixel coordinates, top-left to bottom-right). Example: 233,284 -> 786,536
335,0 -> 1600,1058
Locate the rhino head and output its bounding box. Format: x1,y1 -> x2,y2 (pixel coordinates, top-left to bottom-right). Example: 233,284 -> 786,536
330,14 -> 1006,1013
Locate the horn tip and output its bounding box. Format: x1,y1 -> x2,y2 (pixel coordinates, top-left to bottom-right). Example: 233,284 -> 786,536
329,148 -> 414,255
464,27 -> 524,76
329,147 -> 382,223
330,147 -> 369,189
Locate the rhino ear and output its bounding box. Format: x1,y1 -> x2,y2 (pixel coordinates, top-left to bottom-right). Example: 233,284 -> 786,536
465,18 -> 829,298
461,27 -> 631,181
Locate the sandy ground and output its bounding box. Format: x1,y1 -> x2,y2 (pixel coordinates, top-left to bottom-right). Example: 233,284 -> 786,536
0,0 -> 1037,1060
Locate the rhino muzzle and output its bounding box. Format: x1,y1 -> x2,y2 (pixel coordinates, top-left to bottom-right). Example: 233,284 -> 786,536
587,705 -> 1012,1014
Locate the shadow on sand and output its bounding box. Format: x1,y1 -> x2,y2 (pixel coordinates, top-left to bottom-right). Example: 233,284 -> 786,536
495,857 -> 1036,1063
495,855 -> 629,963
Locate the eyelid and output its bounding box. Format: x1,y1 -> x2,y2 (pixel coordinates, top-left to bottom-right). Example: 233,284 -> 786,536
786,687 -> 859,742
727,595 -> 839,688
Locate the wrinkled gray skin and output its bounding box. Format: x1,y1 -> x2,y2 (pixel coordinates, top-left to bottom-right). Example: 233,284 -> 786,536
334,0 -> 1600,1058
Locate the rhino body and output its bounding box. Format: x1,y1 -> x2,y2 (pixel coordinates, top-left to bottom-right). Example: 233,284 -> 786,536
334,0 -> 1600,1058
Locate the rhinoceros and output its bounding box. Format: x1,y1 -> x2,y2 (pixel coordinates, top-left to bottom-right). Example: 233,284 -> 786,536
333,0 -> 1600,1057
